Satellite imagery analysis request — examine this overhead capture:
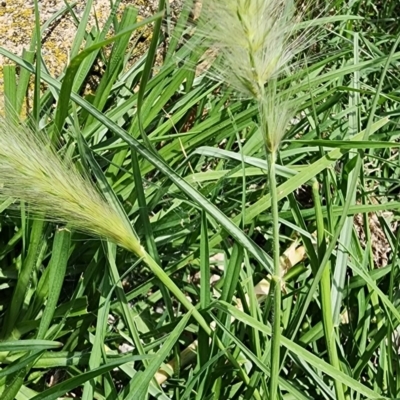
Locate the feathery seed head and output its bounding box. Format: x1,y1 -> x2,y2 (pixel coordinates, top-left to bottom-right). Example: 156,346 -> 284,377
198,0 -> 304,99
194,0 -> 312,153
0,117 -> 141,255
260,83 -> 300,153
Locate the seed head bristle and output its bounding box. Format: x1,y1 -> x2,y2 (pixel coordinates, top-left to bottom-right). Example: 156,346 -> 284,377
259,82 -> 300,153
0,117 -> 141,254
197,0 -> 305,99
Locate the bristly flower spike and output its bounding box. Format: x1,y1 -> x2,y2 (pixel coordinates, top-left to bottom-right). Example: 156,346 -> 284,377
197,0 -> 305,99
195,0 -> 311,152
0,117 -> 142,255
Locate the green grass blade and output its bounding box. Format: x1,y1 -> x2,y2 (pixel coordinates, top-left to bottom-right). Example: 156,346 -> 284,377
3,65 -> 18,122
36,229 -> 71,340
81,268 -> 112,400
85,6 -> 138,127
15,50 -> 35,116
0,341 -> 61,352
136,0 -> 165,150
123,311 -> 192,400
52,12 -> 163,137
0,220 -> 44,340
214,301 -> 384,399
30,355 -> 150,400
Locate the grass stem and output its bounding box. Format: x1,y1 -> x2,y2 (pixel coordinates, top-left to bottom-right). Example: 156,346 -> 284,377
312,180 -> 346,400
267,150 -> 282,397
133,243 -> 263,400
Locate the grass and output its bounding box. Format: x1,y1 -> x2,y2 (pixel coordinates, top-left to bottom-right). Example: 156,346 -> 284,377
0,0 -> 400,399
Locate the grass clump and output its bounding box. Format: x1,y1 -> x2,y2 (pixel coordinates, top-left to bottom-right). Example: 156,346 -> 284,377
195,1 -> 319,396
0,0 -> 400,399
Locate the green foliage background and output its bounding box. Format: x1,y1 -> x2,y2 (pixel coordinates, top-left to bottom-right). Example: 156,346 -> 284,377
1,0 -> 400,399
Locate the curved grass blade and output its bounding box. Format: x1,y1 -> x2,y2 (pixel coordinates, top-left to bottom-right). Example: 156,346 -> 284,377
29,355 -> 150,400
214,301 -> 384,399
52,12 -> 164,136
0,341 -> 62,352
123,311 -> 192,400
